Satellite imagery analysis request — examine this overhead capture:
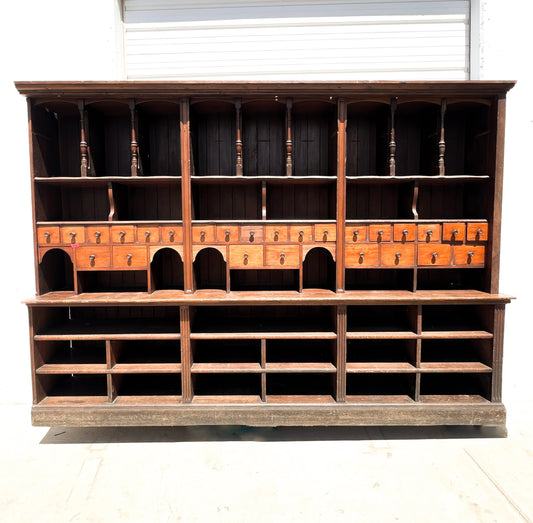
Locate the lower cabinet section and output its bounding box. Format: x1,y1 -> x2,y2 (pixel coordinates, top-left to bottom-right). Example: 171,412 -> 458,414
27,296 -> 509,428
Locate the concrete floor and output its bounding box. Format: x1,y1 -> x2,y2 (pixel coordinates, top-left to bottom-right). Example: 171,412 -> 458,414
1,402 -> 532,523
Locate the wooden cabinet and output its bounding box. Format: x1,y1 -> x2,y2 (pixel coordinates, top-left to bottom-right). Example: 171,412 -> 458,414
18,80 -> 514,430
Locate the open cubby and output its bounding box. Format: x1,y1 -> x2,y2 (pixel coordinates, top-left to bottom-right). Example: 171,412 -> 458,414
87,101 -> 131,177
137,101 -> 181,176
113,181 -> 182,220
191,100 -> 236,176
230,270 -> 299,292
191,306 -> 336,334
192,182 -> 261,220
396,101 -> 440,176
267,182 -> 336,219
39,249 -> 74,293
151,248 -> 184,291
31,101 -> 81,178
445,102 -> 491,176
243,100 -> 285,176
35,183 -> 109,221
78,271 -> 148,293
345,269 -> 414,291
347,305 -> 417,333
346,182 -> 414,220
19,81 -> 513,428
346,101 -> 389,176
293,101 -> 337,176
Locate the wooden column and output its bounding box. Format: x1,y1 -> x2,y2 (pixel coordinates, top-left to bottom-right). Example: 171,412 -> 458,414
235,99 -> 243,176
180,99 -> 194,293
78,100 -> 89,177
438,99 -> 447,176
129,100 -> 139,176
491,304 -> 505,402
180,306 -> 193,402
336,99 -> 347,292
285,98 -> 293,176
336,305 -> 347,402
389,98 -> 397,176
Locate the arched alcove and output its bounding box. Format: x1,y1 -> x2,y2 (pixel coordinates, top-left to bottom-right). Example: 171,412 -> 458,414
302,247 -> 335,291
151,248 -> 184,291
194,248 -> 226,291
39,249 -> 74,293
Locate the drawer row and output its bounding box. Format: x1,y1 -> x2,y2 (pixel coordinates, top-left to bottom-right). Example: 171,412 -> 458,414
52,242 -> 486,270
37,222 -> 489,247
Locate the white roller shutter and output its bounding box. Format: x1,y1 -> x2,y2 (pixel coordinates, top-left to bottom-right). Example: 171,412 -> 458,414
124,0 -> 471,80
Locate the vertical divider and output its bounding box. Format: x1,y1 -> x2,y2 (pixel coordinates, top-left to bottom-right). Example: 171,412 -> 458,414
389,98 -> 397,176
415,304 -> 422,401
336,305 -> 347,402
235,99 -> 243,176
336,99 -> 347,292
107,181 -> 116,221
285,98 -> 293,176
261,181 -> 267,220
79,100 -> 88,177
106,340 -> 117,402
28,308 -> 43,404
492,304 -> 505,402
180,99 -> 194,293
129,99 -> 139,176
413,181 -> 419,292
438,99 -> 447,176
261,338 -> 266,402
180,306 -> 192,403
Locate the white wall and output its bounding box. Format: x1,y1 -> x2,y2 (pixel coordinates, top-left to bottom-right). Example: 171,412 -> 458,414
1,0 -> 531,409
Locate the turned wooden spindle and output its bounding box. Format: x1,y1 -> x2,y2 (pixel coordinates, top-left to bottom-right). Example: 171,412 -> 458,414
78,101 -> 89,177
286,98 -> 293,176
130,100 -> 139,176
389,98 -> 397,176
438,99 -> 447,176
235,99 -> 243,176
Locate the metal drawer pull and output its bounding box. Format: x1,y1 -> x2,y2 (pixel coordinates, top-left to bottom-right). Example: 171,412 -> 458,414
432,252 -> 438,258
145,231 -> 150,239
44,232 -> 50,241
225,230 -> 230,241
200,230 -> 205,241
359,252 -> 365,258
298,230 -> 304,241
452,229 -> 458,237
249,230 -> 255,241
126,254 -> 132,261
94,231 -> 101,238
402,229 -> 408,236
477,229 -> 483,236
396,252 -> 402,259
169,230 -> 175,240
274,230 -> 279,241
119,231 -> 126,239
468,252 -> 474,258
353,229 -> 359,241
323,230 -> 328,240
280,253 -> 285,264
243,253 -> 248,264
89,254 -> 95,261
69,232 -> 76,240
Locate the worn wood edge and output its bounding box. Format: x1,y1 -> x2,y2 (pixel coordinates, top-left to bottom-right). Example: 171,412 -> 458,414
31,403 -> 506,428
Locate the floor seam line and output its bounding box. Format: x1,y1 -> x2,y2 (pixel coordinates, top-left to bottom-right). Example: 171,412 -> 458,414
464,448 -> 531,523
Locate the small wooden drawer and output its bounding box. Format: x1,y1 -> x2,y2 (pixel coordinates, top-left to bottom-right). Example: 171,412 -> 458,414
454,245 -> 486,265
265,245 -> 300,268
381,244 -> 415,267
240,225 -> 263,243
369,224 -> 392,242
418,244 -> 452,266
85,226 -> 110,244
345,225 -> 368,243
466,222 -> 489,242
161,226 -> 183,243
61,226 -> 85,244
314,224 -> 336,242
345,244 -> 379,267
111,225 -> 136,244
136,226 -> 160,243
418,224 -> 441,243
265,225 -> 288,243
442,223 -> 465,242
289,225 -> 313,243
112,246 -> 148,268
75,246 -> 111,269
37,226 -> 60,245
192,225 -> 215,243
216,225 -> 240,243
229,245 -> 264,268
393,224 -> 416,242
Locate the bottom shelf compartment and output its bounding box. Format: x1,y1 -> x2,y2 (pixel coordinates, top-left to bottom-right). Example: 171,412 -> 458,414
112,373 -> 181,397
419,372 -> 491,402
346,373 -> 416,403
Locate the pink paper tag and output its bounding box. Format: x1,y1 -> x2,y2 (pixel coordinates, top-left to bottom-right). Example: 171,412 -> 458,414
71,243 -> 80,248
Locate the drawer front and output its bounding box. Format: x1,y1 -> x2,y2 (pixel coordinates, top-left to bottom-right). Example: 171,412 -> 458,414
136,226 -> 160,243
111,225 -> 136,244
229,245 -> 264,268
112,246 -> 148,268
418,224 -> 441,243
265,225 -> 288,243
289,225 -> 313,243
466,222 -> 488,242
442,223 -> 465,242
192,225 -> 216,243
75,246 -> 111,269
345,225 -> 368,243
37,226 -> 60,245
216,225 -> 240,243
381,244 -> 416,267
369,224 -> 392,242
161,226 -> 183,243
265,245 -> 300,268
393,224 -> 416,242
240,225 -> 264,243
454,245 -> 486,266
345,244 -> 379,267
61,226 -> 85,244
314,224 -> 336,242
85,226 -> 110,245
418,244 -> 452,266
